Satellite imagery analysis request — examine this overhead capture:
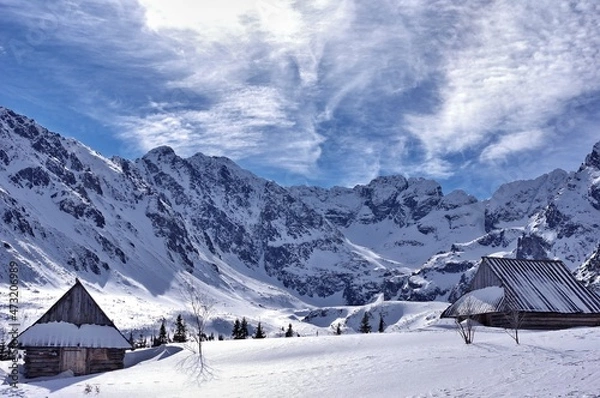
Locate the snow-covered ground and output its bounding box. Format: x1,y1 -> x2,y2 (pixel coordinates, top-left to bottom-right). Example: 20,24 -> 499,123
2,322 -> 599,397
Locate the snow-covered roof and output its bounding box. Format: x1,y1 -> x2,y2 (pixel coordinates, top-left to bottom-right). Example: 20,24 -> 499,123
18,321 -> 132,349
442,257 -> 600,318
444,286 -> 505,317
17,279 -> 132,349
484,257 -> 600,313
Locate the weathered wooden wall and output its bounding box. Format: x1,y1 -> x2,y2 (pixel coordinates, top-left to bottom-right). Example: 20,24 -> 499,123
37,281 -> 113,326
88,348 -> 125,374
24,348 -> 60,378
470,261 -> 502,291
479,312 -> 600,330
24,347 -> 126,378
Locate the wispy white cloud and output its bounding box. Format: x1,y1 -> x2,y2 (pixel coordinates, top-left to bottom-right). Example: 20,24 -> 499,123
118,85 -> 325,174
406,1 -> 600,164
480,130 -> 546,163
1,0 -> 599,197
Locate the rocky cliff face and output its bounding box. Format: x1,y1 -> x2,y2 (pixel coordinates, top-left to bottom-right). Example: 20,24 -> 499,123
1,106 -> 599,306
516,142 -> 600,287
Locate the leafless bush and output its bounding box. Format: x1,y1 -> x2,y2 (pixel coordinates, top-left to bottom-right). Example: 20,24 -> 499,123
455,296 -> 477,344
504,309 -> 526,345
177,283 -> 215,384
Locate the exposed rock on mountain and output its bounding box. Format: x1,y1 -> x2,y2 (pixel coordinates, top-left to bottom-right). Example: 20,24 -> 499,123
1,106 -> 599,307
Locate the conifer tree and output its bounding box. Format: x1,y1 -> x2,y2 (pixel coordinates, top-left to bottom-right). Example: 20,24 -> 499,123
157,319 -> 168,345
378,313 -> 385,333
240,317 -> 249,339
254,322 -> 266,339
232,319 -> 242,339
173,314 -> 188,343
128,331 -> 135,349
359,312 -> 371,333
335,323 -> 342,335
285,323 -> 294,338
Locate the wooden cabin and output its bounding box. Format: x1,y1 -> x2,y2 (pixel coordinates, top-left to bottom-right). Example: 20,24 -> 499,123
441,257 -> 600,329
17,279 -> 132,378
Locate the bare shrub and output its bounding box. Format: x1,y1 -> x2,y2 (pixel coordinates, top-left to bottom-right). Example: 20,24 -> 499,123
177,282 -> 215,384
455,296 -> 478,344
504,309 -> 526,345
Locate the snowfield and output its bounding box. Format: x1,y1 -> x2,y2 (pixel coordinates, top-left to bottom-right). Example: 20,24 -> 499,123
2,323 -> 599,397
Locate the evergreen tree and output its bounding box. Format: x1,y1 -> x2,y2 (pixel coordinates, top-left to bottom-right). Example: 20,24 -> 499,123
359,312 -> 372,333
335,323 -> 342,335
240,317 -> 249,339
285,323 -> 294,338
157,319 -> 168,345
378,313 -> 385,333
173,314 -> 188,343
127,331 -> 135,349
254,322 -> 266,339
232,319 -> 242,339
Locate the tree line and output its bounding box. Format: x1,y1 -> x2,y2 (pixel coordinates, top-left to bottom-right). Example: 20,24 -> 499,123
128,311 -> 387,349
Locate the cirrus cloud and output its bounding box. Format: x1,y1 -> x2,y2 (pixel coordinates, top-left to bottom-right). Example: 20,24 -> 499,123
0,0 -> 599,198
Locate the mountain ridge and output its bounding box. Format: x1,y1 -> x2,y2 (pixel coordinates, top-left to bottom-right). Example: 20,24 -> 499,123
1,106 -> 599,324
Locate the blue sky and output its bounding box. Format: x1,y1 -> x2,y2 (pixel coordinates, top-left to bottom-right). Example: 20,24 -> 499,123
1,0 -> 599,199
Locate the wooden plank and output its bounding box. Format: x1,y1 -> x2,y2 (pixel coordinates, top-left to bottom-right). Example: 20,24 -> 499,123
60,348 -> 87,375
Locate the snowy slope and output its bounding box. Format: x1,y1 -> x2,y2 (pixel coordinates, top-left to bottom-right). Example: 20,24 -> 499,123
2,322 -> 599,397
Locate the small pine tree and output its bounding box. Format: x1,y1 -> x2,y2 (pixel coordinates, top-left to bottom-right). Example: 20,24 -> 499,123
285,323 -> 294,338
240,317 -> 249,339
173,314 -> 188,343
232,319 -> 242,339
378,313 -> 385,333
157,319 -> 168,345
335,323 -> 342,335
127,331 -> 135,349
254,322 -> 266,339
359,312 -> 371,333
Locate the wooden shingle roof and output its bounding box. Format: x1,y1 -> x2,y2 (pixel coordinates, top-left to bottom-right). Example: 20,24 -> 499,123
18,279 -> 131,348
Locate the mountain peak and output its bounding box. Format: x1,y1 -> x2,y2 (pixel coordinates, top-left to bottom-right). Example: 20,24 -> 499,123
581,141 -> 600,170
146,145 -> 176,157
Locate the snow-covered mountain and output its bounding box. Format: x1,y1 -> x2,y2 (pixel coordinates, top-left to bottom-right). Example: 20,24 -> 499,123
1,106 -> 599,325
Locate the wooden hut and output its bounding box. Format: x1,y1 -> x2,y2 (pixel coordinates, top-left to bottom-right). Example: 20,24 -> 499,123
441,257 -> 600,329
17,279 -> 132,378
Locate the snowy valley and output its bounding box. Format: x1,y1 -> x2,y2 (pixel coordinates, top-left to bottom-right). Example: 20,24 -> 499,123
2,315 -> 600,397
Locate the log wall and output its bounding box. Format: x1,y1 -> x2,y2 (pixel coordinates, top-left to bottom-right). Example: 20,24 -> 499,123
88,348 -> 125,374
24,348 -> 60,378
24,347 -> 126,378
479,312 -> 600,330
